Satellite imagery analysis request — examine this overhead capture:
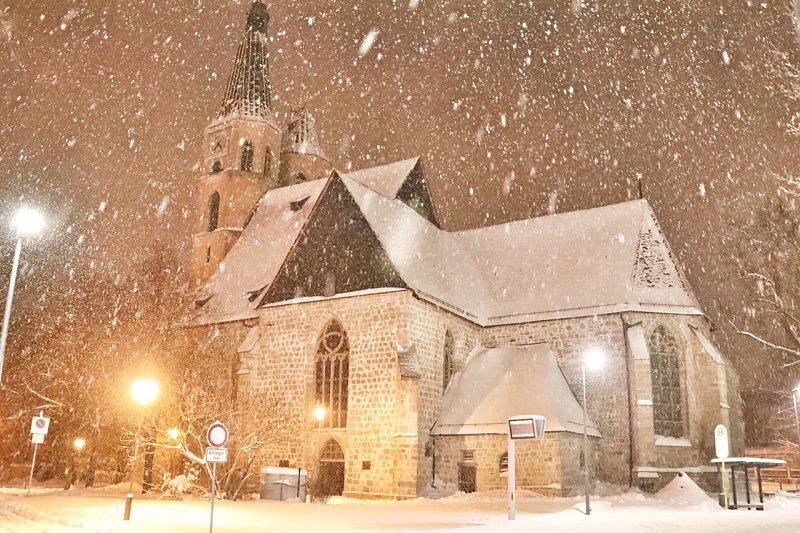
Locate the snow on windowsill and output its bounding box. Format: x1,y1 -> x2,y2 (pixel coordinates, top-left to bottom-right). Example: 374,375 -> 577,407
655,436 -> 691,447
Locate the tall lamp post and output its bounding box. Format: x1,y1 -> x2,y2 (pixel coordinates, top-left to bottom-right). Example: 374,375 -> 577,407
124,379 -> 159,521
313,406 -> 326,456
0,206 -> 45,385
792,385 -> 800,450
582,348 -> 605,516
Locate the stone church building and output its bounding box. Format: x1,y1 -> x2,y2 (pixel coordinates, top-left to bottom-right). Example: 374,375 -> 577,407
187,2 -> 743,499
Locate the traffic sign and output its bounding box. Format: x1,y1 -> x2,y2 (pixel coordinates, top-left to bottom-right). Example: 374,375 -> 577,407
205,447 -> 228,463
30,416 -> 50,435
206,420 -> 229,448
31,433 -> 45,444
714,424 -> 729,460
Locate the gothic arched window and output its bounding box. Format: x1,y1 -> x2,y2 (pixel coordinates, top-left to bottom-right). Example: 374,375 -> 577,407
443,330 -> 455,393
315,320 -> 350,428
648,325 -> 683,437
240,140 -> 254,171
206,191 -> 220,232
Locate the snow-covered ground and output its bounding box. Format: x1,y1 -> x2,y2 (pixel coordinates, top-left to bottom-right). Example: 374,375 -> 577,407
1,475 -> 799,532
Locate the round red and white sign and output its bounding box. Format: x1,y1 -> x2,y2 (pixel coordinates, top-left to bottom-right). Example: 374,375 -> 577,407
35,419 -> 46,429
206,420 -> 229,448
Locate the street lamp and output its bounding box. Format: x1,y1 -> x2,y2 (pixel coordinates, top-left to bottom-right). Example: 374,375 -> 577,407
74,438 -> 86,451
582,347 -> 605,516
0,206 -> 45,385
167,427 -> 180,441
124,378 -> 159,521
792,385 -> 800,450
313,406 -> 326,460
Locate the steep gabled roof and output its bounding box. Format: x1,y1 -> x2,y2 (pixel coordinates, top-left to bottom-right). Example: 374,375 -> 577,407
192,157 -> 703,326
342,172 -> 702,325
432,344 -> 601,436
194,178 -> 328,323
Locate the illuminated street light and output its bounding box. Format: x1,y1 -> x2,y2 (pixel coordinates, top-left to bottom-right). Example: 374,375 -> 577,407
167,427 -> 180,441
131,379 -> 159,406
582,347 -> 605,516
0,206 -> 45,385
73,438 -> 86,451
313,406 -> 326,472
11,207 -> 46,236
124,378 -> 159,521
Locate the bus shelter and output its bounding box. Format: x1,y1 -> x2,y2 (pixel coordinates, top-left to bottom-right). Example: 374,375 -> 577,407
711,457 -> 787,510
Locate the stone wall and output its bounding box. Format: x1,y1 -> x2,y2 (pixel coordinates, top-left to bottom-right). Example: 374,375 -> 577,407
405,298 -> 482,492
433,432 -> 592,496
241,288 -> 416,499
623,312 -> 740,491
480,314 -> 631,487
202,289 -> 740,498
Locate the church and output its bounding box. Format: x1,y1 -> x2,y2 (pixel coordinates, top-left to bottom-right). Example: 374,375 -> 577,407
187,1 -> 743,499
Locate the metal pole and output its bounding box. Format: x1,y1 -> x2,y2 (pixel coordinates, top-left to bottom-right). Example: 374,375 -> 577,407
209,462 -> 217,533
123,433 -> 139,520
583,363 -> 591,516
27,442 -> 38,497
0,238 -> 22,385
793,392 -> 800,449
507,436 -> 516,520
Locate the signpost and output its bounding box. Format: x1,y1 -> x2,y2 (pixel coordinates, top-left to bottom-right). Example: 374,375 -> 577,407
27,412 -> 50,496
507,415 -> 546,520
206,421 -> 229,533
715,424 -> 730,509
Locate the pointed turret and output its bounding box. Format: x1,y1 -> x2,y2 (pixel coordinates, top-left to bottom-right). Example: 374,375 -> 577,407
217,1 -> 273,120
193,1 -> 283,285
279,108 -> 332,185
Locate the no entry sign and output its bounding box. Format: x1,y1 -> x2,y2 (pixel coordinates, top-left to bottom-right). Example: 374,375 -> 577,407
206,420 -> 229,448
30,416 -> 50,435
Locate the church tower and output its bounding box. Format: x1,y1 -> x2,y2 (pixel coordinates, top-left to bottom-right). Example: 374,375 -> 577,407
192,1 -> 282,284
279,107 -> 332,186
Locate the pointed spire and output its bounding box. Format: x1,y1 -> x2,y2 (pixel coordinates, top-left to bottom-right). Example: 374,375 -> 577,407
217,1 -> 272,120
281,107 -> 327,158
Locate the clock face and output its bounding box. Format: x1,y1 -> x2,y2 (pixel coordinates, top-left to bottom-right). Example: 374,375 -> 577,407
209,132 -> 228,155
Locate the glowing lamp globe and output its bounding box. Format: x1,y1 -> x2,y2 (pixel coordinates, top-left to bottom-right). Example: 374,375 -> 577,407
167,427 -> 180,440
73,438 -> 86,451
584,348 -> 605,372
11,207 -> 45,237
131,379 -> 159,406
313,406 -> 326,422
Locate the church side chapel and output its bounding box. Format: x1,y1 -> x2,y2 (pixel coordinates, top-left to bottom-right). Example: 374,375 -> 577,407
187,2 -> 744,499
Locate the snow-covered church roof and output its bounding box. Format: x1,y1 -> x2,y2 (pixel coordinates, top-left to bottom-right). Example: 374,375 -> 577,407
192,157 -> 703,326
432,344 -> 601,436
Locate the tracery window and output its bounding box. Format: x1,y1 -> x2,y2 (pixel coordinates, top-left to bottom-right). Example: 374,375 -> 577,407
315,320 -> 350,428
206,191 -> 220,232
240,140 -> 254,171
443,330 -> 455,393
648,325 -> 683,437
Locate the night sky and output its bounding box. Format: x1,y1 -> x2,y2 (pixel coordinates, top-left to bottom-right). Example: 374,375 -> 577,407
1,1 -> 799,403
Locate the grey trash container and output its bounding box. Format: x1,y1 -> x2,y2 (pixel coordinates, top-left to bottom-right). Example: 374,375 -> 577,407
260,466 -> 307,501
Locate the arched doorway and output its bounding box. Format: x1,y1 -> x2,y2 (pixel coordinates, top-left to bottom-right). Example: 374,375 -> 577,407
318,439 -> 345,496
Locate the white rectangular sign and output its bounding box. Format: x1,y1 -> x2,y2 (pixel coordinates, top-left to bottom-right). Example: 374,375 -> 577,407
714,424 -> 729,460
31,433 -> 45,444
205,447 -> 228,464
30,416 -> 50,435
